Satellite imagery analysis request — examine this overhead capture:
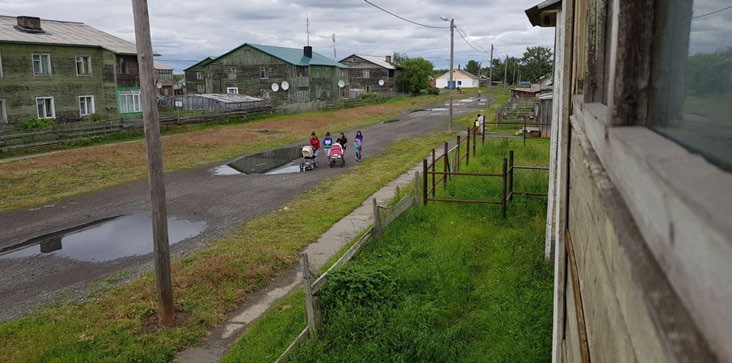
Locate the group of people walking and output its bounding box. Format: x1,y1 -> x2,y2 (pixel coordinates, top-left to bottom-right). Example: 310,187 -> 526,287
310,130 -> 364,162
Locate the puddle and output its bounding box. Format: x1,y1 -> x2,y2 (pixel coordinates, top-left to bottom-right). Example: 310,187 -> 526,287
266,164 -> 302,175
212,165 -> 242,176
0,213 -> 206,262
224,146 -> 302,174
429,107 -> 448,112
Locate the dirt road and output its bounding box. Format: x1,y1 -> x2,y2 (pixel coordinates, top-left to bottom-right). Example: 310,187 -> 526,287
0,97 -> 487,321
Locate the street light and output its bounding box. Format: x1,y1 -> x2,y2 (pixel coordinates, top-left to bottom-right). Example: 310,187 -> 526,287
441,16 -> 454,132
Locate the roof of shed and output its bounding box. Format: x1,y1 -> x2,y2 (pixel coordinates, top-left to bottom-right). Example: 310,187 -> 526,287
342,55 -> 398,70
0,15 -> 140,55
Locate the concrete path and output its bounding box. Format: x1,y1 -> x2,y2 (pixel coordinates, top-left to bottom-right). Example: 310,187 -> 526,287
175,161 -> 429,363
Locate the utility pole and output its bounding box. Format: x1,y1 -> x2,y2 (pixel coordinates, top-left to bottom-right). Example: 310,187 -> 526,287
132,0 -> 174,326
448,18 -> 454,133
504,55 -> 508,85
489,44 -> 494,102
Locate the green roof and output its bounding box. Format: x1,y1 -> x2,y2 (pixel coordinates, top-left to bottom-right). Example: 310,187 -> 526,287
248,44 -> 345,68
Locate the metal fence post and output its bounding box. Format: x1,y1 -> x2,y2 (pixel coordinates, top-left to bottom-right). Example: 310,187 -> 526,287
444,142 -> 449,188
423,159 -> 428,206
466,128 -> 470,166
501,158 -> 508,218
509,150 -> 514,202
301,253 -> 319,338
432,149 -> 436,198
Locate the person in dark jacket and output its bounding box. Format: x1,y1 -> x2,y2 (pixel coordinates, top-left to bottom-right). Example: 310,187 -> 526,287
336,132 -> 347,153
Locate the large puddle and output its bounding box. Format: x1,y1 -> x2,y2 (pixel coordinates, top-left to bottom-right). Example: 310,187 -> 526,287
0,213 -> 206,262
214,146 -> 307,175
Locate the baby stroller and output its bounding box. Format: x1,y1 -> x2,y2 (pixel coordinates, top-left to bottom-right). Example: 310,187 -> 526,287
329,143 -> 345,168
300,145 -> 319,172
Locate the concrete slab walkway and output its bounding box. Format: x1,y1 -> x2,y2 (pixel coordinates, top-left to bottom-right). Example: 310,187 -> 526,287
175,161 -> 428,363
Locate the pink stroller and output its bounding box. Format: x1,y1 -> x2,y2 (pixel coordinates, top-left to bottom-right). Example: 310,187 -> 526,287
329,143 -> 345,168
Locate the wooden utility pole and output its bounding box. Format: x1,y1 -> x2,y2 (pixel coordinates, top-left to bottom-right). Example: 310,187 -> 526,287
448,18 -> 454,132
504,55 -> 509,85
489,44 -> 494,104
132,0 -> 174,326
489,44 -> 494,86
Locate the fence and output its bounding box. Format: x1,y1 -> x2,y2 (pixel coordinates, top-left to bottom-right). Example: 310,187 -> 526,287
276,175 -> 421,362
0,106 -> 273,153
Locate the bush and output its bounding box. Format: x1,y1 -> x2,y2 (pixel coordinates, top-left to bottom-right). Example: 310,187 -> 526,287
319,263 -> 399,313
88,113 -> 109,122
357,92 -> 381,100
17,118 -> 55,130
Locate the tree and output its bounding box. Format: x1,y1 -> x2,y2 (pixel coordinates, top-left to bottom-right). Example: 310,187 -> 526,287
465,60 -> 482,76
520,46 -> 553,83
396,56 -> 434,94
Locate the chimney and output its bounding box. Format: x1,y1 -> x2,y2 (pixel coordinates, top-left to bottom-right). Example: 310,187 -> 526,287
385,55 -> 392,63
16,16 -> 43,33
304,46 -> 313,58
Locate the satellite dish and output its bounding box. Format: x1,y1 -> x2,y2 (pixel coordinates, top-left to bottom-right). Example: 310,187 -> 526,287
378,79 -> 385,86
156,81 -> 163,89
281,81 -> 290,90
271,83 -> 279,92
338,80 -> 345,88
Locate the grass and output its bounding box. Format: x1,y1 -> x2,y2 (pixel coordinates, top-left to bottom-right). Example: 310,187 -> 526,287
0,95 -> 445,212
0,131 -> 453,363
222,138 -> 553,363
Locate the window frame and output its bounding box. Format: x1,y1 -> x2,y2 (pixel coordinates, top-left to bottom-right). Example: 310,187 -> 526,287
79,95 -> 95,116
196,71 -> 204,80
35,96 -> 55,119
0,99 -> 7,123
196,85 -> 205,93
0,52 -> 3,78
32,53 -> 52,76
228,67 -> 237,80
118,89 -> 141,114
259,67 -> 269,79
75,55 -> 92,76
362,70 -> 369,79
226,87 -> 239,95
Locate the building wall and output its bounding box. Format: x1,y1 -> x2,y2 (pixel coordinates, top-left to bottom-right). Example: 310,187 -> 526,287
339,55 -> 399,94
0,43 -> 121,122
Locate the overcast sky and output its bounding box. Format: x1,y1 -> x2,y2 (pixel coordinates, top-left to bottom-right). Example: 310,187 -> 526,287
1,0 -> 556,72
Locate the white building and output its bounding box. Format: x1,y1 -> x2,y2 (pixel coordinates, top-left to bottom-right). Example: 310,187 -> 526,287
435,69 -> 480,88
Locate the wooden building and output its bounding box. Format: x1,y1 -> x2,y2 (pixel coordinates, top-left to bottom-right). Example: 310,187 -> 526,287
153,61 -> 174,97
338,54 -> 401,96
527,0 -> 732,361
0,15 -> 146,123
184,44 -> 346,105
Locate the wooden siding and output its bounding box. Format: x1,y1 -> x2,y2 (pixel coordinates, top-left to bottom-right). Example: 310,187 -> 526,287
340,55 -> 400,94
0,43 -> 126,122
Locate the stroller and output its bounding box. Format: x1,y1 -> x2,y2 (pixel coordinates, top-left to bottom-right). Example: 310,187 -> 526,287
329,143 -> 345,168
300,145 -> 319,172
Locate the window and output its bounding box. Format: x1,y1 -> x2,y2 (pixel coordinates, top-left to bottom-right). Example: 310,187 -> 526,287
32,54 -> 51,76
196,71 -> 204,80
0,99 -> 7,123
227,87 -> 239,94
79,96 -> 95,116
118,58 -> 127,74
228,67 -> 237,80
457,80 -> 462,85
340,69 -> 347,78
118,90 -> 141,113
315,68 -> 321,78
362,70 -> 369,78
261,90 -> 270,99
297,66 -> 308,77
650,0 -> 732,172
260,67 -> 269,79
76,56 -> 92,76
36,97 -> 55,119
197,85 -> 205,93
0,53 -> 3,78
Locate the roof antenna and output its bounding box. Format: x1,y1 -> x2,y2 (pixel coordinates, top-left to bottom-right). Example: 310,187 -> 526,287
332,33 -> 337,62
306,15 -> 311,46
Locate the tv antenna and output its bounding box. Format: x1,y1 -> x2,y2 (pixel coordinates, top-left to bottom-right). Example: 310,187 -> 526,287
306,15 -> 311,46
332,33 -> 337,62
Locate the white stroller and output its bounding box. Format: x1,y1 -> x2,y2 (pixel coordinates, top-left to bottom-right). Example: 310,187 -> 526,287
300,145 -> 319,172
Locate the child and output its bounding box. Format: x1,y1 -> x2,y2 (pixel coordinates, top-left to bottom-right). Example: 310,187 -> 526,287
323,132 -> 333,156
353,131 -> 364,161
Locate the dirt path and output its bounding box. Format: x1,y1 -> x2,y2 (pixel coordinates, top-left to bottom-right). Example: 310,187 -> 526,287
0,98 -> 486,321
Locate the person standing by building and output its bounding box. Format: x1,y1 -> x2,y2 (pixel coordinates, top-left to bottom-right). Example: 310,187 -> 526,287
323,131 -> 333,156
353,130 -> 364,161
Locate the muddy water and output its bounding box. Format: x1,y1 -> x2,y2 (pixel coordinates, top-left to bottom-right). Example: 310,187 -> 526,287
227,146 -> 302,174
0,213 -> 206,262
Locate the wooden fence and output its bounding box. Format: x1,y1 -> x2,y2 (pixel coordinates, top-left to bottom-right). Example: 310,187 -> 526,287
276,175 -> 421,362
0,106 -> 272,153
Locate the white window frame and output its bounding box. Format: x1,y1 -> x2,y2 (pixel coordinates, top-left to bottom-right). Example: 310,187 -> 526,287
79,95 -> 95,116
0,99 -> 7,123
196,71 -> 204,80
118,90 -> 141,113
362,70 -> 369,79
228,67 -> 237,80
226,87 -> 239,95
196,85 -> 205,93
0,53 -> 3,78
36,97 -> 55,119
32,53 -> 52,76
75,55 -> 92,76
260,67 -> 269,79
261,89 -> 270,99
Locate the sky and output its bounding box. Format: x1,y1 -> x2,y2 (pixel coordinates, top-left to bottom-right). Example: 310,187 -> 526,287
0,0 -> 556,73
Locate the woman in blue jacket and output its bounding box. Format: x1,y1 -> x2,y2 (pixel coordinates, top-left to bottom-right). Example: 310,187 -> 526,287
353,131 -> 364,161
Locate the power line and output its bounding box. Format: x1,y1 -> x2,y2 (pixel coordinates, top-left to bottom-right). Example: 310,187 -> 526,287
454,26 -> 490,54
455,25 -> 490,54
693,5 -> 732,19
362,0 -> 449,29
